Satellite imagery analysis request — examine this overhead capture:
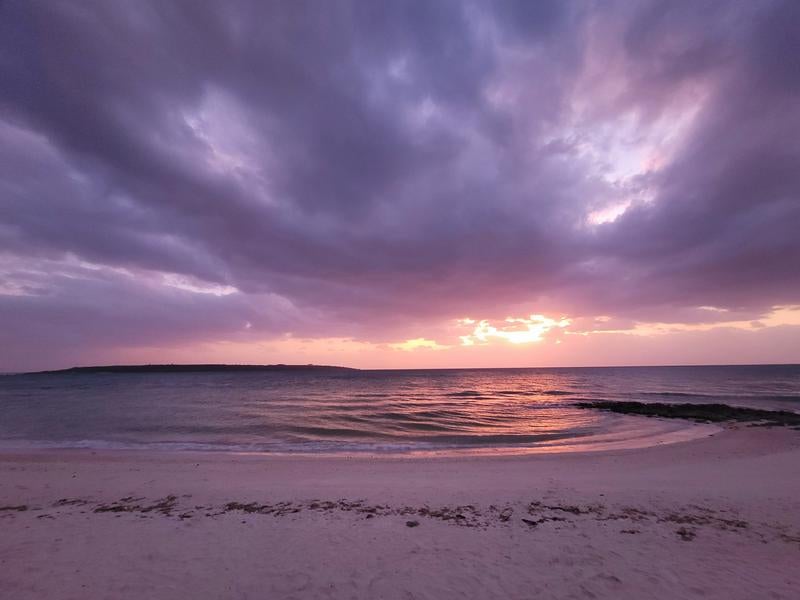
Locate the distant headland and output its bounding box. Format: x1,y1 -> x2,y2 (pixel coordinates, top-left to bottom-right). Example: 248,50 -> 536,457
27,364 -> 358,375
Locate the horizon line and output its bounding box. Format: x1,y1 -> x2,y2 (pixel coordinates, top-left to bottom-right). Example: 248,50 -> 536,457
5,361 -> 800,376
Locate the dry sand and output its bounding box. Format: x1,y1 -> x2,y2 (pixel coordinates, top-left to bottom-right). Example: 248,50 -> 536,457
1,425 -> 799,599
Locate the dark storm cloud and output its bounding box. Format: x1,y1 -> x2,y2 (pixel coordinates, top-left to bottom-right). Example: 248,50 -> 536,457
0,0 -> 798,367
588,0 -> 800,316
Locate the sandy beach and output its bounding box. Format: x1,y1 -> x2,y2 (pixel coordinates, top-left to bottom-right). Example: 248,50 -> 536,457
1,426 -> 799,600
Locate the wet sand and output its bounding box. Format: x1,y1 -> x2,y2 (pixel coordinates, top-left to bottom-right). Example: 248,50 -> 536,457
1,425 -> 799,599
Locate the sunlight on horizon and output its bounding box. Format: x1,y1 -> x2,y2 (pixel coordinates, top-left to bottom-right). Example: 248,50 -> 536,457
458,315 -> 572,346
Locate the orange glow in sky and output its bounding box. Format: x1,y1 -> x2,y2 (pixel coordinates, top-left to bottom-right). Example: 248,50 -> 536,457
101,306 -> 800,371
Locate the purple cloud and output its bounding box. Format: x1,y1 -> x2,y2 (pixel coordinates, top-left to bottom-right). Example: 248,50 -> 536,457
1,0 -> 798,369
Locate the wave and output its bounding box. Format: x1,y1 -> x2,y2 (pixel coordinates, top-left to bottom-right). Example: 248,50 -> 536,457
122,423 -> 277,436
0,434 -> 568,454
0,418 -> 715,456
285,425 -> 385,439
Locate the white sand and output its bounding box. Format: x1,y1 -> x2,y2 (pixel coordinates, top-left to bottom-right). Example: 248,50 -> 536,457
1,425 -> 799,599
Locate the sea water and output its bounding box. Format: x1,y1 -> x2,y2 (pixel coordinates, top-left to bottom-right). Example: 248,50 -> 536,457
0,365 -> 797,454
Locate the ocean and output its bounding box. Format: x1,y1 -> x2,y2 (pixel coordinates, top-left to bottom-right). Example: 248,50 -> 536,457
0,365 -> 798,455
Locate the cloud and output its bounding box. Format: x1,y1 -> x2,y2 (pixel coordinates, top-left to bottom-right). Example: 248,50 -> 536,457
458,315 -> 570,346
0,0 -> 798,369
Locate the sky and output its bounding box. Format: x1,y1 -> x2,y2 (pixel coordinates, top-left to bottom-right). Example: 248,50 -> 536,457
1,0 -> 799,371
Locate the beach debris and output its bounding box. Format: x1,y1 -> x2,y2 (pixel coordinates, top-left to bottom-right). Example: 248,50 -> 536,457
521,516 -> 567,528
659,512 -> 747,530
600,506 -> 655,522
83,495 -> 753,536
224,501 -> 266,514
528,501 -> 602,517
406,504 -> 480,526
142,495 -> 178,516
94,503 -> 135,514
53,498 -> 91,507
222,501 -> 301,516
779,533 -> 800,547
94,495 -> 178,516
16,493 -> 796,547
528,501 -> 602,516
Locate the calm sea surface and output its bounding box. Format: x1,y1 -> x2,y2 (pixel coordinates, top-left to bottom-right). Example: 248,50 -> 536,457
0,365 -> 798,455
